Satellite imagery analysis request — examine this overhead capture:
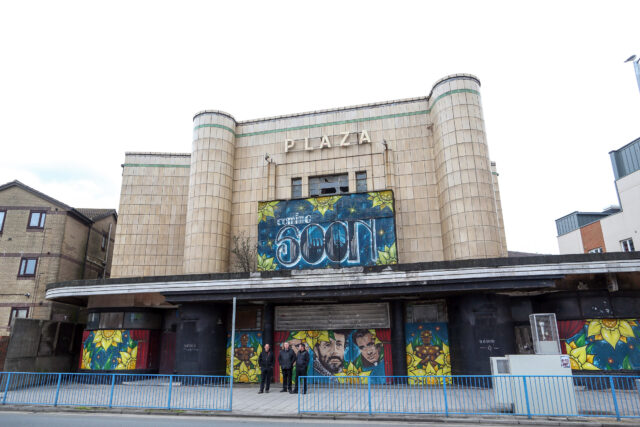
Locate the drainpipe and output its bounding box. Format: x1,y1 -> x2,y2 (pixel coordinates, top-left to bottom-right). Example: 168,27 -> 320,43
102,223 -> 112,278
82,223 -> 92,279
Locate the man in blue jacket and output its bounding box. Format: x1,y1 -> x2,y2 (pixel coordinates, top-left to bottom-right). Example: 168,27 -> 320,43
292,343 -> 310,394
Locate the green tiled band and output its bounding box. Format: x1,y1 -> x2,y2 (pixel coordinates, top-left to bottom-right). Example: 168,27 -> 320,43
122,163 -> 190,168
193,88 -> 479,138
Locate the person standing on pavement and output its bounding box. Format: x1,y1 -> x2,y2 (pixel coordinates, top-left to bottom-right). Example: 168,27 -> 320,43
292,342 -> 310,394
278,341 -> 296,393
258,343 -> 274,394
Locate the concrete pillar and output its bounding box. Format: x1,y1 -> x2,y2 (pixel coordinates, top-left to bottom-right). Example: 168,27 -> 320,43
447,294 -> 515,375
262,303 -> 274,348
184,110 -> 236,274
429,74 -> 507,260
390,300 -> 407,376
175,303 -> 227,375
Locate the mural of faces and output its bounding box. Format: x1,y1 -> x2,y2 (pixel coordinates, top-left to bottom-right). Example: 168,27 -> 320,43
354,329 -> 381,366
314,331 -> 347,374
275,329 -> 390,380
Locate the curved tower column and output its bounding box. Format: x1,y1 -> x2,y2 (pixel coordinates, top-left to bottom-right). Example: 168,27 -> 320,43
429,74 -> 506,260
184,111 -> 236,274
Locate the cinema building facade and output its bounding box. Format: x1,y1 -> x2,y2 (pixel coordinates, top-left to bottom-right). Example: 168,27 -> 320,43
45,74 -> 640,380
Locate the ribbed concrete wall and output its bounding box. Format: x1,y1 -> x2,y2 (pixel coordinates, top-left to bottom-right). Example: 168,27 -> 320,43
184,111 -> 236,273
429,74 -> 506,260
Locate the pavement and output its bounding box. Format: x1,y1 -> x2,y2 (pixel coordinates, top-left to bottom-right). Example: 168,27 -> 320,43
1,383 -> 638,426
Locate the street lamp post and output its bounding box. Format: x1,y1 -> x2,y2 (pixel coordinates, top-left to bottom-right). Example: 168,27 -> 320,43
624,55 -> 640,94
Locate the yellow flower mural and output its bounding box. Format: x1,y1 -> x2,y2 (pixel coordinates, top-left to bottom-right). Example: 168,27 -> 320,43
406,323 -> 451,385
587,319 -> 636,349
292,330 -> 322,350
226,331 -> 263,383
334,362 -> 372,384
306,196 -> 342,216
235,362 -> 260,383
565,342 -> 599,370
93,330 -> 123,350
81,347 -> 91,370
116,346 -> 138,370
368,190 -> 394,212
258,201 -> 279,223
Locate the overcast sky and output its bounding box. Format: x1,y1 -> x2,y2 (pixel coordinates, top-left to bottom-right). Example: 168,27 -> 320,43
1,1 -> 639,255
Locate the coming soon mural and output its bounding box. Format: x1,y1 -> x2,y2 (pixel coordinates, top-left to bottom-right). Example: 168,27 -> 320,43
274,329 -> 392,383
257,191 -> 397,271
405,323 -> 451,382
80,330 -> 157,371
226,331 -> 263,383
559,319 -> 640,370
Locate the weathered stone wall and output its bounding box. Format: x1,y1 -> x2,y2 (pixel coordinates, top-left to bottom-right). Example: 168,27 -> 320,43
110,153 -> 190,278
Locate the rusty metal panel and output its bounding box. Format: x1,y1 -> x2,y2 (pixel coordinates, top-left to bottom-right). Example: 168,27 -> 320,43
274,303 -> 390,331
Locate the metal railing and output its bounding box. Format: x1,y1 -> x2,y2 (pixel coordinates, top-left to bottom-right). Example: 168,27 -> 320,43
0,372 -> 231,411
298,375 -> 640,420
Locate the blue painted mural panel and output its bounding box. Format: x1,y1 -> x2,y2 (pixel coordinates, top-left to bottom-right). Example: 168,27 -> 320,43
257,191 -> 397,270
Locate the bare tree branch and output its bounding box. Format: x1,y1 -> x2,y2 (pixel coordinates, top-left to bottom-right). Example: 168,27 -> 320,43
231,232 -> 257,272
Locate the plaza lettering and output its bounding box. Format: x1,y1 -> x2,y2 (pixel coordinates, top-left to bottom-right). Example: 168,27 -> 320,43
284,130 -> 371,153
275,219 -> 378,267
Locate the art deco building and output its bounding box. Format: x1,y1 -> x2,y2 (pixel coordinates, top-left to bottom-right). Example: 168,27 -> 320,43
46,75 -> 640,379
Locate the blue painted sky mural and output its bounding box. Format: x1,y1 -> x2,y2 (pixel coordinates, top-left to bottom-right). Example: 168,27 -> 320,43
257,191 -> 397,270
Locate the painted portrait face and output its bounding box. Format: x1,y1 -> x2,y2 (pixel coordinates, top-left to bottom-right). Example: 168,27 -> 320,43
315,332 -> 346,374
355,332 -> 380,364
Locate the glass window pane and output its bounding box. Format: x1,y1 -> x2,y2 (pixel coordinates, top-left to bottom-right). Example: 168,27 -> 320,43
19,260 -> 26,275
99,312 -> 124,329
25,259 -> 36,275
29,212 -> 41,227
291,178 -> 302,198
356,172 -> 367,192
0,211 -> 5,229
123,312 -> 162,329
86,312 -> 100,330
39,213 -> 46,227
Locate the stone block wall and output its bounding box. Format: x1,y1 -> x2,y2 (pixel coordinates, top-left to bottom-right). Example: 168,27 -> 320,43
110,74 -> 508,275
110,153 -> 190,278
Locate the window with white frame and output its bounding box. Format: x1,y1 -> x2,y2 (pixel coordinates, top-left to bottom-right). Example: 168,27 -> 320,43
621,238 -> 635,252
588,247 -> 603,254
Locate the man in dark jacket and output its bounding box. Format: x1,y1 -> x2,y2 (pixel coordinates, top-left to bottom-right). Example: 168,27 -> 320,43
292,343 -> 310,394
258,343 -> 274,393
278,341 -> 296,392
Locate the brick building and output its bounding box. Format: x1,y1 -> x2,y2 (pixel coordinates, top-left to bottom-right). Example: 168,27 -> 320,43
0,180 -> 117,359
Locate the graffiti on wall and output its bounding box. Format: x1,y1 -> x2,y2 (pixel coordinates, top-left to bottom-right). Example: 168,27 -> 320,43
274,329 -> 392,383
559,319 -> 640,370
405,323 -> 451,383
80,330 -> 140,370
226,331 -> 263,383
257,191 -> 397,271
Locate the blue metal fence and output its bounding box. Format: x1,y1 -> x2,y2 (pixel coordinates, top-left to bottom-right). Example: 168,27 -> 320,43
0,372 -> 231,411
298,375 -> 640,420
